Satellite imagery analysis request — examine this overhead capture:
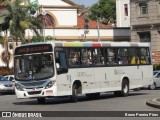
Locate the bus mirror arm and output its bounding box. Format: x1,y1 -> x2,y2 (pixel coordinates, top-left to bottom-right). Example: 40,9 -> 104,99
137,65 -> 139,69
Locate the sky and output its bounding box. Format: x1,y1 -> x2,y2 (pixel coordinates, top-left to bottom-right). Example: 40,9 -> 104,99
70,0 -> 99,7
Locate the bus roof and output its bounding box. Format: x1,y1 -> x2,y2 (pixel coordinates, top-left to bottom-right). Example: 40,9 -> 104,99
14,41 -> 150,55
17,41 -> 150,48
53,41 -> 150,47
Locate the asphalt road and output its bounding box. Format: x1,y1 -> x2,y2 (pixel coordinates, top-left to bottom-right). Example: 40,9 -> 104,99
0,89 -> 160,120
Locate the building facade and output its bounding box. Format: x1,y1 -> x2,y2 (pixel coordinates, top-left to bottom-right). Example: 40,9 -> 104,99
130,0 -> 160,64
0,0 -> 130,68
116,0 -> 130,27
32,0 -> 130,42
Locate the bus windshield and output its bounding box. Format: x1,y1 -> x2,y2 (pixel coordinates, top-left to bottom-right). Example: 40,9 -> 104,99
15,53 -> 54,80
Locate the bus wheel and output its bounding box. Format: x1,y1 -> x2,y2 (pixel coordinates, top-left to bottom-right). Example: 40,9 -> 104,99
70,84 -> 78,102
121,79 -> 129,96
86,93 -> 100,99
148,83 -> 156,90
37,97 -> 46,104
114,79 -> 129,97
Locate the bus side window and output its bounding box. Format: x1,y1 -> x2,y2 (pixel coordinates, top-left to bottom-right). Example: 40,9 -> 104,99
117,48 -> 128,65
69,52 -> 80,66
93,48 -> 104,65
87,49 -> 92,65
129,48 -> 140,64
68,48 -> 80,67
82,49 -> 88,65
55,51 -> 68,74
107,48 -> 115,65
82,48 -> 92,66
140,48 -> 150,64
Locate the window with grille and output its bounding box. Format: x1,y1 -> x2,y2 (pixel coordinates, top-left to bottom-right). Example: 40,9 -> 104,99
139,3 -> 148,15
138,32 -> 151,42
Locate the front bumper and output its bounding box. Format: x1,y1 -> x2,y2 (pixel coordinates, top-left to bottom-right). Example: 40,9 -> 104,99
15,86 -> 57,99
0,86 -> 15,93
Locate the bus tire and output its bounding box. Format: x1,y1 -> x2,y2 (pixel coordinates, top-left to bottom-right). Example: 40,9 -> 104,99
148,83 -> 156,90
121,79 -> 129,96
70,84 -> 78,102
114,79 -> 129,97
37,97 -> 46,104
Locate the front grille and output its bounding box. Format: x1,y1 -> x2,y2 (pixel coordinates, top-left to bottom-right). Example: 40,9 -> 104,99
28,91 -> 41,95
26,87 -> 44,89
4,85 -> 12,87
21,81 -> 46,87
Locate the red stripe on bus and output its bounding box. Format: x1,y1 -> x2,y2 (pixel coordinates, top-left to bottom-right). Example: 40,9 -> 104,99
92,43 -> 101,47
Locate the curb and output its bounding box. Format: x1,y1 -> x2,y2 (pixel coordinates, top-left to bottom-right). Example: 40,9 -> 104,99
146,98 -> 160,109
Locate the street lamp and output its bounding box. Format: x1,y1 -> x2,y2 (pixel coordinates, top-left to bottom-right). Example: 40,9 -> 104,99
41,8 -> 46,42
5,30 -> 9,68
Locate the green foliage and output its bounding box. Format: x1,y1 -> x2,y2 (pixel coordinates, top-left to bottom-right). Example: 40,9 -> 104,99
0,35 -> 8,48
0,36 -> 5,45
89,0 -> 116,24
0,0 -> 43,43
24,36 -> 54,43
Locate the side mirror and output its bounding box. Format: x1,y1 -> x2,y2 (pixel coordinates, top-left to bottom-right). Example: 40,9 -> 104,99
56,63 -> 60,69
12,80 -> 15,82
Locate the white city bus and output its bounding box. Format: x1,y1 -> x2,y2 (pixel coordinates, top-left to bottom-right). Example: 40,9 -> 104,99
14,41 -> 153,103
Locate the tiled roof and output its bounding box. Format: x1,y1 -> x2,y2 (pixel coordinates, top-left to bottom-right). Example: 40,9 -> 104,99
62,0 -> 79,6
0,4 -> 5,9
77,16 -> 112,29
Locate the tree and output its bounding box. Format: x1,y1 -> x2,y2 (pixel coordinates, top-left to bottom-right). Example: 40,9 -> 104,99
24,36 -> 54,43
0,0 -> 43,68
77,5 -> 89,18
89,0 -> 116,24
0,35 -> 5,46
0,0 -> 43,44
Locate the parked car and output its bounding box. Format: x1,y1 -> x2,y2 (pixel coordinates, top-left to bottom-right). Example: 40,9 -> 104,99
0,75 -> 15,93
4,75 -> 15,82
148,71 -> 160,90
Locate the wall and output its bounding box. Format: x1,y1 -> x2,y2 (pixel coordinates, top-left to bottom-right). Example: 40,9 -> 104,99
130,0 -> 160,64
116,0 -> 130,27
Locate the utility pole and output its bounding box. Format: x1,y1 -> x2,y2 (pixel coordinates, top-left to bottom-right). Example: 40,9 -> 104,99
84,18 -> 89,41
5,30 -> 9,68
97,17 -> 100,42
97,3 -> 100,42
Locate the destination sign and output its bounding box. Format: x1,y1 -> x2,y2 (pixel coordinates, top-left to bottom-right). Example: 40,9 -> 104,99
15,44 -> 53,55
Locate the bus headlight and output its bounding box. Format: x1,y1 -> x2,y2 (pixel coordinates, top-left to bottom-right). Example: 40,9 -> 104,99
45,81 -> 55,89
15,83 -> 24,91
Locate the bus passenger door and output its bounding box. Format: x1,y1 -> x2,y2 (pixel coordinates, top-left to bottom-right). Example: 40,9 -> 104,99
55,49 -> 70,96
94,68 -> 106,91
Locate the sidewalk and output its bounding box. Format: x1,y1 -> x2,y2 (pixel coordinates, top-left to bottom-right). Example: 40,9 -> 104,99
146,98 -> 160,109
